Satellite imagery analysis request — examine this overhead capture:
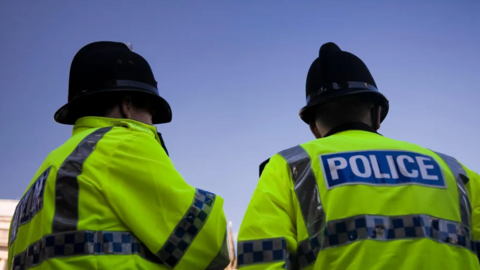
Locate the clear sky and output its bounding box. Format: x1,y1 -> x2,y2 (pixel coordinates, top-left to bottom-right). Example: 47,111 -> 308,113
1,1 -> 479,240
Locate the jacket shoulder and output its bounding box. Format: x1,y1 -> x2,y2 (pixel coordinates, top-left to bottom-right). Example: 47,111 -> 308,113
259,143 -> 309,177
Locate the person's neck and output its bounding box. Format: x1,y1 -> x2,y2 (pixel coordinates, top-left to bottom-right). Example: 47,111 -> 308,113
321,122 -> 377,138
104,111 -> 123,119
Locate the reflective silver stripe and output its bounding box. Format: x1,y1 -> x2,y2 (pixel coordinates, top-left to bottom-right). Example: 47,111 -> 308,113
433,151 -> 472,230
205,231 -> 230,270
52,127 -> 112,232
237,237 -> 293,268
12,230 -> 161,269
278,145 -> 325,269
278,145 -> 325,238
157,188 -> 216,268
296,213 -> 475,269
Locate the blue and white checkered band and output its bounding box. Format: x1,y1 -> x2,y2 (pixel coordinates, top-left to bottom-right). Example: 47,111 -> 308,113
305,81 -> 378,105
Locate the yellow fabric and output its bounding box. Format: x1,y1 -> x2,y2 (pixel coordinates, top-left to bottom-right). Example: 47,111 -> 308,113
238,129 -> 480,270
8,116 -> 227,270
468,169 -> 480,242
238,154 -> 298,270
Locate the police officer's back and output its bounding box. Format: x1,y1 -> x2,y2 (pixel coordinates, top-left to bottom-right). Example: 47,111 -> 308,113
237,43 -> 480,269
7,42 -> 230,270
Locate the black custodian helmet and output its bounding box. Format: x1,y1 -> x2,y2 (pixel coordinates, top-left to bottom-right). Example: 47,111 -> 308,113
299,42 -> 389,124
54,41 -> 172,125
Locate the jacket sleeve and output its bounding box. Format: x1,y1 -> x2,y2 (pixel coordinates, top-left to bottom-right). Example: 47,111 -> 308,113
103,132 -> 230,269
237,154 -> 298,269
466,167 -> 480,256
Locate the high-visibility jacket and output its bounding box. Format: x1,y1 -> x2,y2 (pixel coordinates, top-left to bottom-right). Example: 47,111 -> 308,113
8,116 -> 230,270
237,124 -> 480,270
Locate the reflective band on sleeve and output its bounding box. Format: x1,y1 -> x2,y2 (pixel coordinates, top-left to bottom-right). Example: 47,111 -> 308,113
295,213 -> 475,269
205,231 -> 230,270
52,127 -> 113,233
433,151 -> 472,230
237,237 -> 291,268
12,230 -> 161,270
156,188 -> 216,268
296,231 -> 322,269
278,146 -> 325,238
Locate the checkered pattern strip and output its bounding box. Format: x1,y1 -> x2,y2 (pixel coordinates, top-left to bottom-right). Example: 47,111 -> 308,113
237,237 -> 288,267
157,188 -> 216,268
12,230 -> 161,270
294,214 -> 476,270
295,232 -> 322,269
323,214 -> 474,251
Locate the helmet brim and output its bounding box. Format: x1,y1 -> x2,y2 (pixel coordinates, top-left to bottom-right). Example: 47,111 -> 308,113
299,89 -> 389,124
54,88 -> 172,125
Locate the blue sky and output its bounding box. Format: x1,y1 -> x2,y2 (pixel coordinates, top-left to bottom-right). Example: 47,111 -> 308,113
0,1 -> 479,238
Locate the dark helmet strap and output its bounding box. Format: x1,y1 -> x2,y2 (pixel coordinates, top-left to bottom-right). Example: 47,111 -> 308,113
157,132 -> 169,156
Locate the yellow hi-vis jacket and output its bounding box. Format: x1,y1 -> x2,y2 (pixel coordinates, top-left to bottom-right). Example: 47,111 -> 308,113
237,126 -> 480,270
8,117 -> 230,270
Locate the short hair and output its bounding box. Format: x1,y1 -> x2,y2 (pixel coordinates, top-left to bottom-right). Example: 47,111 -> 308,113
70,92 -> 154,120
313,94 -> 374,129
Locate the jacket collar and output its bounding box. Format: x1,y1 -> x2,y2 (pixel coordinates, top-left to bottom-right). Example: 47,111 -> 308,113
73,116 -> 170,156
73,116 -> 159,138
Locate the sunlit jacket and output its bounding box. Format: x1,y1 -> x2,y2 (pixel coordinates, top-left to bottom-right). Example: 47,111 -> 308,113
8,116 -> 230,270
237,124 -> 480,270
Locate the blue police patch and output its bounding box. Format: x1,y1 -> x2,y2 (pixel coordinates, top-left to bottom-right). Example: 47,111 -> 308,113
320,150 -> 445,190
10,166 -> 51,245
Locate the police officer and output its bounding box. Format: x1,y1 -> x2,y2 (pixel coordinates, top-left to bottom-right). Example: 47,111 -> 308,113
237,42 -> 480,269
8,41 -> 230,270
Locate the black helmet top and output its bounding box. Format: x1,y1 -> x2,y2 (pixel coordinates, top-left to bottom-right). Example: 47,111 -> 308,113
299,42 -> 389,124
54,41 -> 172,125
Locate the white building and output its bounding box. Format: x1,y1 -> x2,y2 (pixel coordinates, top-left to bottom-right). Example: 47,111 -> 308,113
0,199 -> 17,270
